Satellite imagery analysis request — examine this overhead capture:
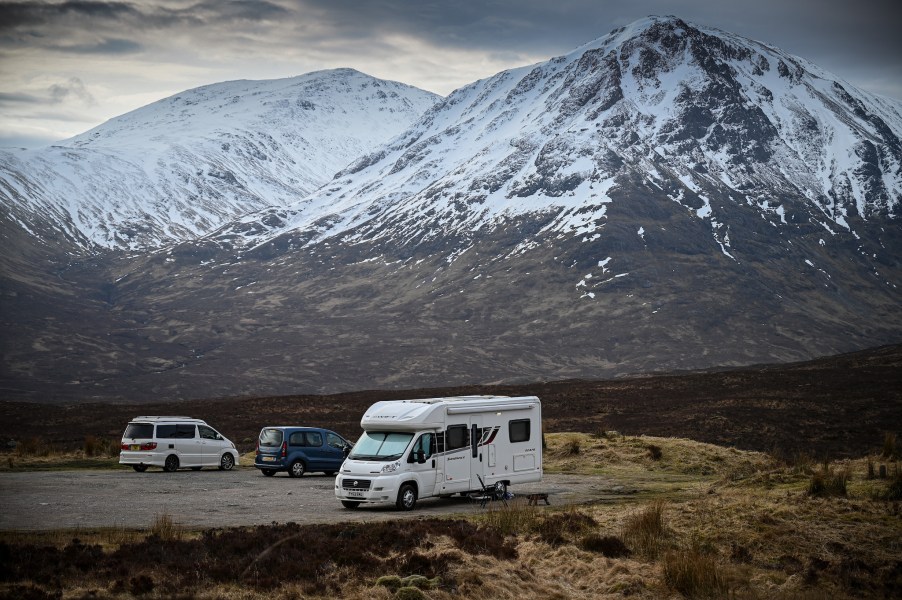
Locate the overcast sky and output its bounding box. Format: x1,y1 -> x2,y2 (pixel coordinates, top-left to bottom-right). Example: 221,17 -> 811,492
1,0 -> 900,149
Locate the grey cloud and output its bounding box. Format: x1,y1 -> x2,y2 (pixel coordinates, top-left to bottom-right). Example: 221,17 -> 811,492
48,78 -> 96,105
58,38 -> 143,55
0,79 -> 95,108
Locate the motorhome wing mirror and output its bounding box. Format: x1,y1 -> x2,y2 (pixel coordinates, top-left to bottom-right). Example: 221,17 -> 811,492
416,450 -> 426,464
343,445 -> 351,457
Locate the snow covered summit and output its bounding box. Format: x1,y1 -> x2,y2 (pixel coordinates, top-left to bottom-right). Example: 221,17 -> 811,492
0,69 -> 439,250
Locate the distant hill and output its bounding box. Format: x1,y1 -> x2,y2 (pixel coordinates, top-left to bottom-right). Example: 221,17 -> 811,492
1,343 -> 899,459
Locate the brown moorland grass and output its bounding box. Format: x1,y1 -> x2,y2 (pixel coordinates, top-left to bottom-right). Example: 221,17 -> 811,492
1,433 -> 901,599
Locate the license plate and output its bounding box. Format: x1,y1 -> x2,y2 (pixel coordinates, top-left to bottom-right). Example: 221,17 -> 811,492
130,444 -> 140,451
262,456 -> 276,462
347,490 -> 364,497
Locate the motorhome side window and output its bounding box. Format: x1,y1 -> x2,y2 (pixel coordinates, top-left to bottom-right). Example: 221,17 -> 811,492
446,425 -> 469,450
509,419 -> 530,443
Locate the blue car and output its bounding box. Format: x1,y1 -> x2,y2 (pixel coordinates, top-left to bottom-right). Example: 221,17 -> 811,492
255,426 -> 351,477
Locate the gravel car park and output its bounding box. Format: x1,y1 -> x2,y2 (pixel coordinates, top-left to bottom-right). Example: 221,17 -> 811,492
0,468 -> 608,531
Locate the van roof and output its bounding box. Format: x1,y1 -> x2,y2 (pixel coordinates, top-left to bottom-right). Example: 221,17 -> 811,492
130,416 -> 207,423
259,426 -> 327,431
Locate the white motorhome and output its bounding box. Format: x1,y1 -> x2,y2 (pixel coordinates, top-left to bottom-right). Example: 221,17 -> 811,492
335,395 -> 542,510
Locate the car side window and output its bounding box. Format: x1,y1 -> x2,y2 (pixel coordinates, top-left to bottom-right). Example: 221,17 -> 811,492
289,432 -> 306,446
177,424 -> 196,439
156,425 -> 177,439
198,425 -> 219,440
306,431 -> 323,447
327,433 -> 345,449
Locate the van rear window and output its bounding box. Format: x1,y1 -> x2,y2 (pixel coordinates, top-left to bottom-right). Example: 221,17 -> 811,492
259,428 -> 284,447
123,423 -> 154,439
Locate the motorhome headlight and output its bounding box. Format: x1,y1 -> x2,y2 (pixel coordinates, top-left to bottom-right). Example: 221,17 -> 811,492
381,460 -> 401,473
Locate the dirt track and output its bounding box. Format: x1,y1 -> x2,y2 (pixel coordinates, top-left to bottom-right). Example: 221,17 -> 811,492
0,468 -> 627,531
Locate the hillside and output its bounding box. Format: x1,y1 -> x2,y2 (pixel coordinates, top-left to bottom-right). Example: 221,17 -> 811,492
1,343 -> 899,459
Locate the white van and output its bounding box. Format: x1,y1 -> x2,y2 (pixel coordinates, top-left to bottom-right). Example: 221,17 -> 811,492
118,416 -> 240,473
335,395 -> 542,510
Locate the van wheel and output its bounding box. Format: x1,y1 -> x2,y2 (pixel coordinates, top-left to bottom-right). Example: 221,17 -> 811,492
163,455 -> 179,472
132,465 -> 147,473
288,460 -> 306,478
219,454 -> 235,471
341,501 -> 360,509
261,469 -> 276,477
396,483 -> 417,511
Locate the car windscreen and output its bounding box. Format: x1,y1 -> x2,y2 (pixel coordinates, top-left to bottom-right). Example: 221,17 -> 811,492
123,423 -> 154,439
258,428 -> 284,448
348,431 -> 413,461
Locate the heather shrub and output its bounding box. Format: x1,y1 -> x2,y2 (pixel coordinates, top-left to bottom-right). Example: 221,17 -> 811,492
579,533 -> 631,557
647,444 -> 663,461
883,465 -> 902,501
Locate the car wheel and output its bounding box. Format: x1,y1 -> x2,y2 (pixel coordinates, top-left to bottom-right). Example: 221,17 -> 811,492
288,460 -> 306,478
261,469 -> 276,477
132,465 -> 147,473
191,467 -> 202,471
341,501 -> 361,509
163,455 -> 179,472
396,483 -> 417,511
219,453 -> 235,471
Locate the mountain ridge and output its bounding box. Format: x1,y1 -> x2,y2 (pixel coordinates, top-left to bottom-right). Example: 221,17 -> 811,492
0,69 -> 440,251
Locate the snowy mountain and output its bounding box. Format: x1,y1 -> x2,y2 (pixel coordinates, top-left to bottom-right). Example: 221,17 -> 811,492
1,16 -> 900,403
221,16 -> 901,257
0,69 -> 439,250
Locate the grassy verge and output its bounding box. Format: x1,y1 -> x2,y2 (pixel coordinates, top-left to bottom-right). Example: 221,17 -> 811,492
1,433 -> 901,599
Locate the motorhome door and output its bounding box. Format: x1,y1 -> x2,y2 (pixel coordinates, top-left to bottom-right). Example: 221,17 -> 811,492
442,422 -> 471,493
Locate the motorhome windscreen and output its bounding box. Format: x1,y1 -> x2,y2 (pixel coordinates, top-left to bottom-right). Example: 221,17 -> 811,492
349,431 -> 413,461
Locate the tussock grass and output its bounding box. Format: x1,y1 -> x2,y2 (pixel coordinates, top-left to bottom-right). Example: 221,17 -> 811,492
662,548 -> 728,598
150,512 -> 183,542
620,499 -> 668,558
807,464 -> 849,497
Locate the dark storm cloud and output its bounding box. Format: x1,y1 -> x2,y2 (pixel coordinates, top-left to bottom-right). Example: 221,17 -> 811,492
287,0 -> 902,98
58,37 -> 142,54
0,0 -> 290,51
